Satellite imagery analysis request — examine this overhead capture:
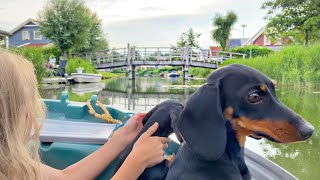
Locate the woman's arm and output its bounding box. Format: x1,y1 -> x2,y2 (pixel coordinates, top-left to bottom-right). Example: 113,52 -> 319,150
41,135 -> 129,180
41,113 -> 146,180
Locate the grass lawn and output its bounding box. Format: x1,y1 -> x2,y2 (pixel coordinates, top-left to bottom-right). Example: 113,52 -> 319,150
99,72 -> 125,79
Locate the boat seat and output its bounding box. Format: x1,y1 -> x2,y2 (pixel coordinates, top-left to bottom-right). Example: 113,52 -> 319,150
40,119 -> 116,144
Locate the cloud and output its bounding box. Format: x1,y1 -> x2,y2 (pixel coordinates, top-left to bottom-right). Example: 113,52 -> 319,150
0,0 -> 267,47
88,0 -> 218,23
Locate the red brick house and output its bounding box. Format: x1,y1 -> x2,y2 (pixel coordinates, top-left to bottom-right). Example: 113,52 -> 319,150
210,46 -> 221,56
243,26 -> 288,51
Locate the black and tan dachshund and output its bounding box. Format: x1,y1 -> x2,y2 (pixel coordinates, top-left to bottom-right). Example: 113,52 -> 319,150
114,64 -> 314,180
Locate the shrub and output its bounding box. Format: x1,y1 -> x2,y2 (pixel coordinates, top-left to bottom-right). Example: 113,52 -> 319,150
111,68 -> 126,73
65,57 -> 97,75
11,47 -> 47,82
152,66 -> 181,75
42,45 -> 62,63
231,45 -> 273,58
189,67 -> 213,78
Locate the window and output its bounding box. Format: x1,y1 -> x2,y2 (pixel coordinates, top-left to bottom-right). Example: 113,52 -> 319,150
22,31 -> 30,40
274,37 -> 282,45
264,35 -> 271,45
34,30 -> 42,40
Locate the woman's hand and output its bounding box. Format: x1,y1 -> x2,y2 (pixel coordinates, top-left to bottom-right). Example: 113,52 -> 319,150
111,123 -> 170,180
128,122 -> 169,169
113,112 -> 146,146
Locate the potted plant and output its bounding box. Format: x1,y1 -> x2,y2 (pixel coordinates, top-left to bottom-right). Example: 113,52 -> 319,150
76,67 -> 84,73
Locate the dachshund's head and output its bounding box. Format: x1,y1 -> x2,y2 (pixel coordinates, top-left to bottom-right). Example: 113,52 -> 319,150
176,64 -> 314,161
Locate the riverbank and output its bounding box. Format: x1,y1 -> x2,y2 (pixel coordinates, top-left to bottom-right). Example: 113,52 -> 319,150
137,66 -> 214,79
99,72 -> 125,79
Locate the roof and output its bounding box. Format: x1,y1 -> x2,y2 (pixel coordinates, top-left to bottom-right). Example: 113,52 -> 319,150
10,18 -> 39,34
243,26 -> 267,46
0,29 -> 11,36
228,38 -> 249,49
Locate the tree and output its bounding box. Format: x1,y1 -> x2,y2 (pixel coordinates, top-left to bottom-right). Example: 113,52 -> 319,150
175,28 -> 201,48
38,0 -> 93,59
211,11 -> 238,50
78,12 -> 109,56
262,0 -> 320,46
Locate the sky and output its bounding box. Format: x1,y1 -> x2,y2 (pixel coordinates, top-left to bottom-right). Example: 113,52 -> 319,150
0,0 -> 268,48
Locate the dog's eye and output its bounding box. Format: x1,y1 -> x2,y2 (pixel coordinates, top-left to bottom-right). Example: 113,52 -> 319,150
247,93 -> 261,103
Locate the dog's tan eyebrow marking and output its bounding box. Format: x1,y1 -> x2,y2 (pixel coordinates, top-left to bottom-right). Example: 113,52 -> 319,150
260,85 -> 266,92
224,106 -> 234,120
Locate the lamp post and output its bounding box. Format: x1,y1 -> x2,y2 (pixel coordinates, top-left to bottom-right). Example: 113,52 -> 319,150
241,24 -> 247,39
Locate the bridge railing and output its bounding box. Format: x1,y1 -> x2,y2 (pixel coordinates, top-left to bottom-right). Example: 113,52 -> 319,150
190,48 -> 218,64
214,50 -> 247,64
92,48 -> 127,64
131,47 -> 184,62
92,45 -> 247,68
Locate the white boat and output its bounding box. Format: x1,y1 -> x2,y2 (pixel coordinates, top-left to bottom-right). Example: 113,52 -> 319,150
71,73 -> 102,83
168,71 -> 180,78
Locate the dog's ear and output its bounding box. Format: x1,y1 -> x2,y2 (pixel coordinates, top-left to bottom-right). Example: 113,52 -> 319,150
177,83 -> 226,161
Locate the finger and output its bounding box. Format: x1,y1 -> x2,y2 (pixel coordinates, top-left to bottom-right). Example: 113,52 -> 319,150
136,112 -> 147,122
143,122 -> 159,137
162,143 -> 168,149
136,112 -> 147,117
157,137 -> 170,143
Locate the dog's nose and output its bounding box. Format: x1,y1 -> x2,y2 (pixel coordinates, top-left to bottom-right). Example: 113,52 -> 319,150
299,123 -> 314,140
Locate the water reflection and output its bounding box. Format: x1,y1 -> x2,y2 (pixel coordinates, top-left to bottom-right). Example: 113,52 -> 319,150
72,82 -> 105,95
39,78 -> 320,179
246,88 -> 320,180
39,77 -> 205,112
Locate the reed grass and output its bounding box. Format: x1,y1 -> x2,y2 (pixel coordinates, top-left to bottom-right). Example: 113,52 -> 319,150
222,44 -> 320,86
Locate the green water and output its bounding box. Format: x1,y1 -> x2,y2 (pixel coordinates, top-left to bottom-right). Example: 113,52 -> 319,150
39,77 -> 320,180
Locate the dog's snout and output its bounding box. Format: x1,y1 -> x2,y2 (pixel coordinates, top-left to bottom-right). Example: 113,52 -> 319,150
299,123 -> 314,140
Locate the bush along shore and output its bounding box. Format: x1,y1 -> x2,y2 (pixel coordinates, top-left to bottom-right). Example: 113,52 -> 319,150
137,66 -> 182,77
222,44 -> 320,86
10,46 -> 122,83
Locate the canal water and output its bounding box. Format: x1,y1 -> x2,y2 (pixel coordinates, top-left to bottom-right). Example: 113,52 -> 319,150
39,77 -> 320,180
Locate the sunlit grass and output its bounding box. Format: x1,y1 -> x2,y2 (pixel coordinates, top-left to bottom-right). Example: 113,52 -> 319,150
222,44 -> 320,86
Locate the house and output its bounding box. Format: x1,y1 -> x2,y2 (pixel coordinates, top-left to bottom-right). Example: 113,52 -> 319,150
228,38 -> 249,50
243,26 -> 288,51
0,29 -> 10,49
210,46 -> 221,56
209,38 -> 248,54
8,18 -> 51,47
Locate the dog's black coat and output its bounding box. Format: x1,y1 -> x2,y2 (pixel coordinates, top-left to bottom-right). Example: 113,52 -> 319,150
113,64 -> 314,180
113,100 -> 184,180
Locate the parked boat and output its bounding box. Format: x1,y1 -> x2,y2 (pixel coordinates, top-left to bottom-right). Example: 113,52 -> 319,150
71,73 -> 102,83
40,92 -> 297,180
168,71 -> 180,78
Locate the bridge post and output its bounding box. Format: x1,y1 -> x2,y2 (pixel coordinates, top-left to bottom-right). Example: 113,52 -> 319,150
127,43 -> 136,80
126,79 -> 135,110
183,44 -> 190,80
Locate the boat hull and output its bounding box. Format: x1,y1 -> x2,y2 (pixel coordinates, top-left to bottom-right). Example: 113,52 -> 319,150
71,73 -> 102,83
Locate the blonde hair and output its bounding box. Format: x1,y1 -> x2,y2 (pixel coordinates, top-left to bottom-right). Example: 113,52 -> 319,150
0,50 -> 45,180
